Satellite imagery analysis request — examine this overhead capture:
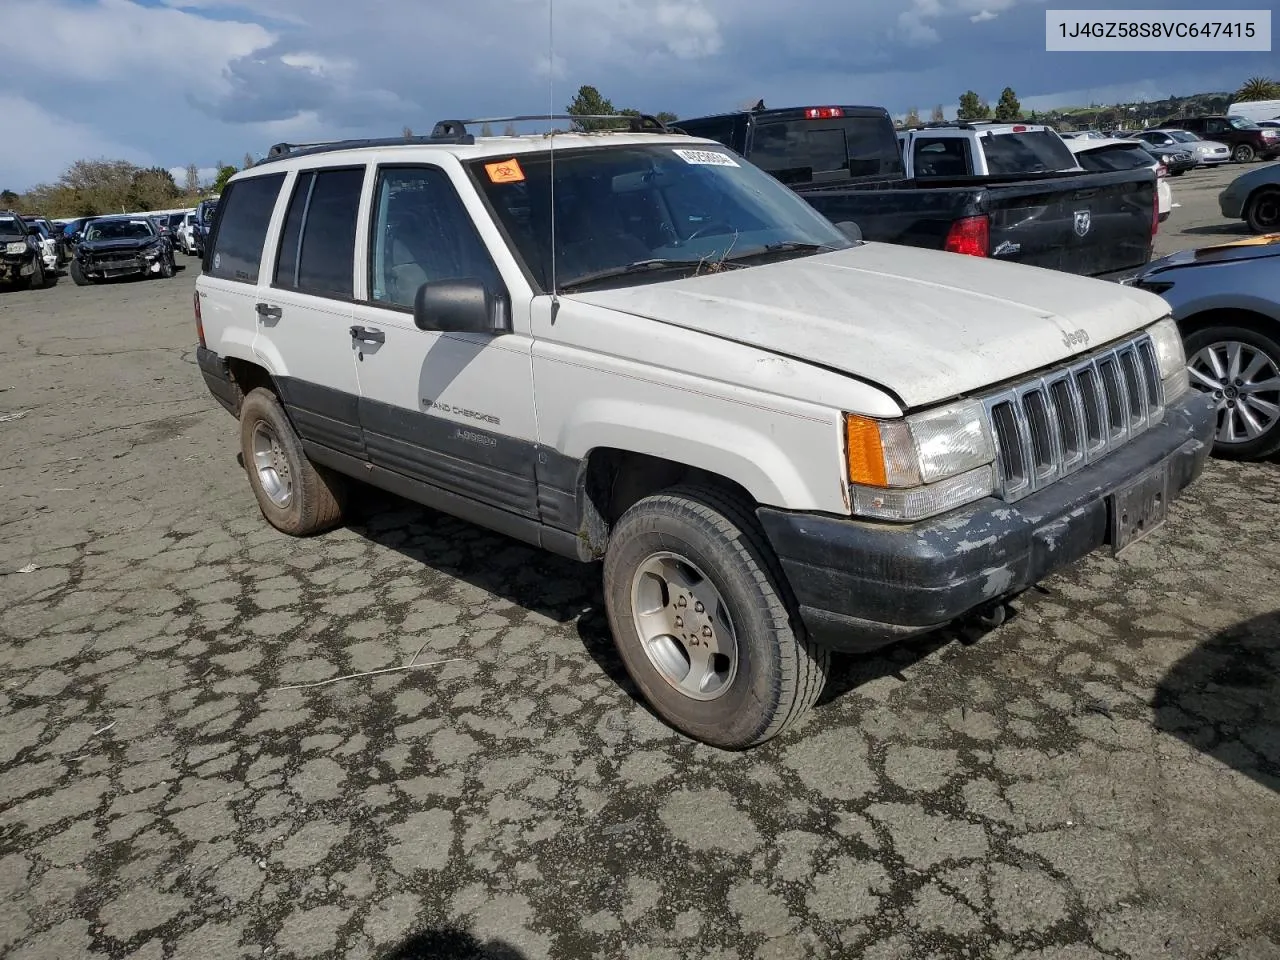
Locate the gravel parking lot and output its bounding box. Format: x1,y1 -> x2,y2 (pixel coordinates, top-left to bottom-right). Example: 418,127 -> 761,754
1,161 -> 1277,960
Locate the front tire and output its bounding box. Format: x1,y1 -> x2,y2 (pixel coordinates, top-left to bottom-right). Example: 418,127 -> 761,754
238,387 -> 347,536
1245,188 -> 1280,234
69,261 -> 92,286
1185,323 -> 1280,461
1232,143 -> 1256,163
158,253 -> 175,279
602,484 -> 828,749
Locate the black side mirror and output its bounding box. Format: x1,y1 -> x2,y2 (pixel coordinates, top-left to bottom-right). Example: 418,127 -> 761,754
413,279 -> 505,334
835,220 -> 863,243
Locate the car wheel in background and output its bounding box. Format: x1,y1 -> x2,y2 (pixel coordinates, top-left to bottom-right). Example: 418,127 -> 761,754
1231,144 -> 1256,163
602,484 -> 829,749
159,254 -> 175,279
69,261 -> 92,286
1185,323 -> 1280,460
1245,189 -> 1280,234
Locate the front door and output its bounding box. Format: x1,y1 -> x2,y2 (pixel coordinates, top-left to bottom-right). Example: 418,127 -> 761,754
251,165 -> 368,462
349,163 -> 539,519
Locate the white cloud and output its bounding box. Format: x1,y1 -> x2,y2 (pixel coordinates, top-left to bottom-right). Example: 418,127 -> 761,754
970,10 -> 998,22
1,95 -> 151,192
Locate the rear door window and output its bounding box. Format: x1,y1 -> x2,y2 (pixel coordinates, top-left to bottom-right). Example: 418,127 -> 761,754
205,173 -> 285,283
750,116 -> 903,183
981,131 -> 1077,174
272,166 -> 364,299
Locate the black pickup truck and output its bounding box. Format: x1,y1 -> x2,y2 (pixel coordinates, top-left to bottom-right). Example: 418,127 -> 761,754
675,105 -> 1158,278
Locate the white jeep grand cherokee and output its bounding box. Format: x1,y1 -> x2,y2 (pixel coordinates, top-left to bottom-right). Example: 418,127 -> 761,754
195,116 -> 1214,749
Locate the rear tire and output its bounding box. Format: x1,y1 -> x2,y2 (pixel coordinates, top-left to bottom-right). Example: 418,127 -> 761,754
238,387 -> 347,536
602,484 -> 829,749
159,253 -> 175,279
69,261 -> 92,286
1245,188 -> 1280,234
1232,143 -> 1256,163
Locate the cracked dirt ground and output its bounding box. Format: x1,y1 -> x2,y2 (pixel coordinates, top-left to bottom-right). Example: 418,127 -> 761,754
1,253 -> 1279,960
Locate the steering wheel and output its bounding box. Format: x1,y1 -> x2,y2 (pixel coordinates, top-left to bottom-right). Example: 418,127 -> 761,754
685,220 -> 736,241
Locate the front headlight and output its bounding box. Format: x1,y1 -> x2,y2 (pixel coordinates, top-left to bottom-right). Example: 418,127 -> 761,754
844,399 -> 996,521
5,241 -> 25,254
1147,317 -> 1189,403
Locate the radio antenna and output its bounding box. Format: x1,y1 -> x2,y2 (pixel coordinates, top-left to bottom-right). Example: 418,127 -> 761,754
548,0 -> 558,303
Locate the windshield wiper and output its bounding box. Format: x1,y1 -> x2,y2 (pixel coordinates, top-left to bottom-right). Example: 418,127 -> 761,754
719,241 -> 837,265
558,258 -> 710,292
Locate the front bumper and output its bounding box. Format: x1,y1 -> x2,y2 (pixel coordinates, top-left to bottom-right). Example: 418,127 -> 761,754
758,391 -> 1216,652
0,254 -> 36,281
80,257 -> 148,278
1219,193 -> 1245,219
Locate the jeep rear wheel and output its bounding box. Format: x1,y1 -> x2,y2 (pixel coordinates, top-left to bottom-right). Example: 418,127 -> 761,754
69,261 -> 92,286
1232,143 -> 1256,163
239,387 -> 347,536
602,484 -> 828,749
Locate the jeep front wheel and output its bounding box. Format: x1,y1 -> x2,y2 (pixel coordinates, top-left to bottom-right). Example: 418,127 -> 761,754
238,387 -> 347,536
602,484 -> 828,749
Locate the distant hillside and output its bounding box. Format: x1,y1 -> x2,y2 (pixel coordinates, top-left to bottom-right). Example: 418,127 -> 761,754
1033,91 -> 1233,131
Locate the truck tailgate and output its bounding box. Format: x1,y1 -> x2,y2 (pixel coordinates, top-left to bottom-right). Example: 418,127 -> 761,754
982,169 -> 1156,276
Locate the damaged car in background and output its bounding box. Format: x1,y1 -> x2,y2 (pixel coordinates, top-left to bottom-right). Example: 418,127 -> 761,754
70,215 -> 176,286
0,211 -> 55,290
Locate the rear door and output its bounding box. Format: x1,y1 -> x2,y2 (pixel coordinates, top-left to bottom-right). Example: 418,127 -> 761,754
250,165 -> 367,462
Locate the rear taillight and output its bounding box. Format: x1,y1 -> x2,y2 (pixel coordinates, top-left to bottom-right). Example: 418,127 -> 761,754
804,107 -> 844,119
1012,125 -> 1027,132
1156,163 -> 1168,178
944,215 -> 990,257
194,289 -> 205,347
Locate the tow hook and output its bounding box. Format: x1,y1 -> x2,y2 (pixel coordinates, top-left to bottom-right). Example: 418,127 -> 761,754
958,600 -> 1010,644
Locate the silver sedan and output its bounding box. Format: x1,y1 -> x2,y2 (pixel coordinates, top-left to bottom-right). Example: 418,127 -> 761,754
1122,237 -> 1280,459
1136,129 -> 1232,167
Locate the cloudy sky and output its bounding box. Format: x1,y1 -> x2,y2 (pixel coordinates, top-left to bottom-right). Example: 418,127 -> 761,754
1,0 -> 1275,191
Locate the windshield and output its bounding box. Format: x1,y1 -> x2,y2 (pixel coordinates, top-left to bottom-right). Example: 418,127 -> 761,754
85,219 -> 155,241
0,215 -> 26,238
471,143 -> 853,292
1228,117 -> 1261,130
981,131 -> 1077,174
749,116 -> 904,183
1166,130 -> 1199,142
200,201 -> 219,223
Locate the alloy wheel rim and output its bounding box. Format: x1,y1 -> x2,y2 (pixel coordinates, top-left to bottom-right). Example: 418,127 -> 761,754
1188,340 -> 1280,444
629,552 -> 738,701
251,421 -> 293,506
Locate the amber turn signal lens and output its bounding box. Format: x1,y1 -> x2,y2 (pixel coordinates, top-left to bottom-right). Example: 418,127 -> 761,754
844,414 -> 887,487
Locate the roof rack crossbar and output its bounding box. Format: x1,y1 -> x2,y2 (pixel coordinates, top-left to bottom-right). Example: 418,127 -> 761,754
258,131 -> 477,165
430,113 -> 673,137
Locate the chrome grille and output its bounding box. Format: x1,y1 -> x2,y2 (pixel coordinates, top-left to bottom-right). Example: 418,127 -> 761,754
984,334 -> 1164,502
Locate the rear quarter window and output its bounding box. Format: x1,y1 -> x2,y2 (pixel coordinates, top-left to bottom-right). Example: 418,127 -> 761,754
981,131 -> 1077,175
206,174 -> 285,283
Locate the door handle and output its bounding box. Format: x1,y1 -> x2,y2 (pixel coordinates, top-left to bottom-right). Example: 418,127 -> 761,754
349,325 -> 385,344
255,302 -> 282,320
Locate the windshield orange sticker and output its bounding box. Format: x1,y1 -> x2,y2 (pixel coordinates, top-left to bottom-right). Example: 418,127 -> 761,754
485,158 -> 525,183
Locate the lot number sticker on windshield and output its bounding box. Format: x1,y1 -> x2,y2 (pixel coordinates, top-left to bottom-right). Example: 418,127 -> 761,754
484,158 -> 525,183
672,149 -> 739,167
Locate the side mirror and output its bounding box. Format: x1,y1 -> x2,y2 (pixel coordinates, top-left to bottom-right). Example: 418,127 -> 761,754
835,220 -> 863,243
413,279 -> 505,334
72,232 -> 83,243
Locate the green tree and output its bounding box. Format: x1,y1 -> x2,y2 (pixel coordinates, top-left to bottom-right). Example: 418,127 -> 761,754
212,164 -> 238,194
994,87 -> 1021,122
904,106 -> 921,127
1235,76 -> 1280,102
0,189 -> 17,206
183,163 -> 201,195
566,84 -> 618,131
402,125 -> 414,138
503,122 -> 518,136
656,111 -> 678,125
958,90 -> 989,120
128,167 -> 180,210
930,105 -> 946,123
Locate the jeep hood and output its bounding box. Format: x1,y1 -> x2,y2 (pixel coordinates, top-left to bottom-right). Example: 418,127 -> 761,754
568,242 -> 1171,408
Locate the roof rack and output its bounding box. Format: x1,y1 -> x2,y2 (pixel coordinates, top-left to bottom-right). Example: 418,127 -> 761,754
259,129 -> 478,165
429,113 -> 674,137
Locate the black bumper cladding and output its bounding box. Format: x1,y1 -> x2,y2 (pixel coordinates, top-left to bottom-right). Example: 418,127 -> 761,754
197,347 -> 241,415
758,391 -> 1217,652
